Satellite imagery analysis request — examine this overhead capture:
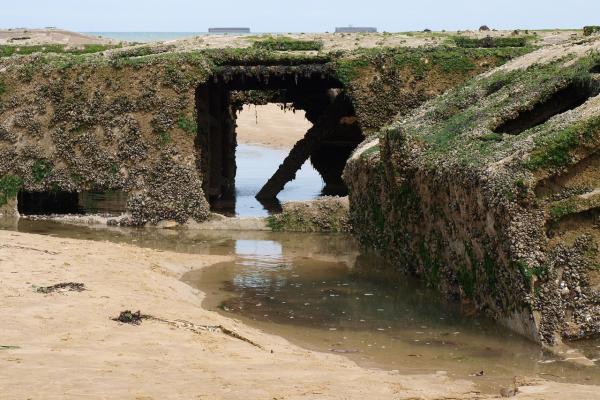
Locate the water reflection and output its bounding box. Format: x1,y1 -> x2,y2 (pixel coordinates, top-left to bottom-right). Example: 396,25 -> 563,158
2,217 -> 600,393
211,144 -> 324,217
185,238 -> 600,393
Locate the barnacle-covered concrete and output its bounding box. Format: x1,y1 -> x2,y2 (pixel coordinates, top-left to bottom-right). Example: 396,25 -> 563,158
345,36 -> 600,344
0,35 -> 528,224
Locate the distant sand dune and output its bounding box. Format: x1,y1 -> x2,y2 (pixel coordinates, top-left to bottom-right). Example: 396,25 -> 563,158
0,28 -> 115,45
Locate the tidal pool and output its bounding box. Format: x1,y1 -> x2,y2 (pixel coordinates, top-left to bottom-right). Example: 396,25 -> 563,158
210,144 -> 324,217
183,236 -> 600,393
2,218 -> 599,394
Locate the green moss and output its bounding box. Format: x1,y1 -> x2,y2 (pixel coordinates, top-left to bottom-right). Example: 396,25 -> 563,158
70,172 -> 83,184
372,199 -> 385,232
0,175 -> 22,206
453,36 -> 528,48
396,183 -> 421,212
32,160 -> 52,183
457,264 -> 475,299
360,144 -> 380,159
267,200 -> 349,233
158,131 -> 172,145
549,201 -> 578,221
419,241 -> 441,287
1,44 -> 63,57
395,54 -> 600,169
252,37 -> 323,51
163,65 -> 189,89
202,47 -> 330,66
266,215 -> 284,231
516,260 -> 548,288
70,44 -> 122,54
525,115 -> 600,171
478,133 -> 503,142
267,213 -> 304,232
0,80 -> 5,97
110,163 -> 120,175
0,44 -> 119,58
547,193 -> 600,221
482,254 -> 498,288
394,48 -> 475,75
340,46 -> 531,102
110,45 -> 162,59
583,26 -> 600,36
335,57 -> 371,85
425,109 -> 477,149
177,115 -> 197,136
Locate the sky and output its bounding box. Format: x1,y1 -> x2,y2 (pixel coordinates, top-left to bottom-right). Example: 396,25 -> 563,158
2,0 -> 600,32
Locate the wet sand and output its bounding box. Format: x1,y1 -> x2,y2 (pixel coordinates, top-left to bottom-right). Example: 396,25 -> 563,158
1,230 -> 600,399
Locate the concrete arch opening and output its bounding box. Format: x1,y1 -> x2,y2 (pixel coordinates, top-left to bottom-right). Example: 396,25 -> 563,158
195,64 -> 364,215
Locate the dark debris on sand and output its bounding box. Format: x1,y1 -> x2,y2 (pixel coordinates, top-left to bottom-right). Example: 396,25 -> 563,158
112,310 -> 149,325
36,282 -> 86,294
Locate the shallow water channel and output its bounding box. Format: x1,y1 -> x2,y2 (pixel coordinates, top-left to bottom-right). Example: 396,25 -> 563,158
210,144 -> 324,217
2,218 -> 600,393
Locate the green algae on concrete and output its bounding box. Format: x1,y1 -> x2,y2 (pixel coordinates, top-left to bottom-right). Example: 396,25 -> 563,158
0,36 -> 533,225
345,38 -> 600,344
267,197 -> 350,233
252,36 -> 324,51
0,175 -> 22,207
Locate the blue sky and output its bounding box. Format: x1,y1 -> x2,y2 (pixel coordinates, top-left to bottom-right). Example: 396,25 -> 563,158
2,0 -> 599,32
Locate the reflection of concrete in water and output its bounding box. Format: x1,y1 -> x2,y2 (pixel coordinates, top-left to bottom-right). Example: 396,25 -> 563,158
233,239 -> 288,289
235,239 -> 282,259
0,217 -> 358,265
78,191 -> 128,215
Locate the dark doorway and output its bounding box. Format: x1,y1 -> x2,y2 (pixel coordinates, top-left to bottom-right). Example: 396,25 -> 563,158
195,64 -> 364,215
17,191 -> 127,216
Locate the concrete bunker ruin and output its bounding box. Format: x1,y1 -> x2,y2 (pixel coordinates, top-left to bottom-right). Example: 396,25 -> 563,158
195,63 -> 364,212
495,79 -> 600,135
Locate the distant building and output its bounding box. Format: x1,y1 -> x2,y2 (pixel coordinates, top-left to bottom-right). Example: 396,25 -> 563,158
335,27 -> 377,33
208,28 -> 251,34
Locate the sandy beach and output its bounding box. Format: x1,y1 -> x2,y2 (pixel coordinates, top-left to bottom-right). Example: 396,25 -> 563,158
0,230 -> 474,399
0,28 -> 114,45
1,26 -> 600,400
1,230 -> 599,399
235,104 -> 311,149
0,28 -> 580,52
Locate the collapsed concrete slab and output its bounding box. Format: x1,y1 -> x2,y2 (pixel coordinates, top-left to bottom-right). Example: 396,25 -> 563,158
0,36 -> 526,224
256,92 -> 358,200
345,37 -> 600,344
